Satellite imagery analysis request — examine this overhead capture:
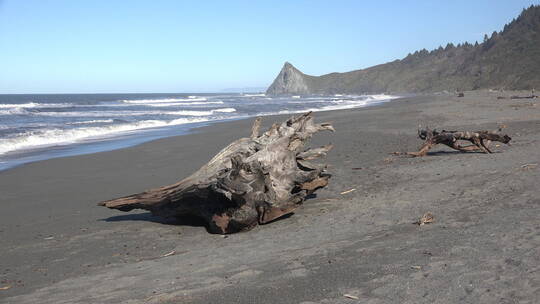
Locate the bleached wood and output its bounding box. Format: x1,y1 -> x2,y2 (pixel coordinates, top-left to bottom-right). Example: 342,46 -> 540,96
99,113 -> 334,234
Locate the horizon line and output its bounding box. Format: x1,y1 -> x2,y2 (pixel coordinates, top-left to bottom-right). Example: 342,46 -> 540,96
0,90 -> 268,95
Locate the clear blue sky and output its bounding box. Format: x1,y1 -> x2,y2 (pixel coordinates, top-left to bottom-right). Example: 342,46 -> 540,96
0,0 -> 538,93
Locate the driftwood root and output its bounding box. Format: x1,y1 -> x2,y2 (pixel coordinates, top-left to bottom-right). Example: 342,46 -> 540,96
99,113 -> 334,234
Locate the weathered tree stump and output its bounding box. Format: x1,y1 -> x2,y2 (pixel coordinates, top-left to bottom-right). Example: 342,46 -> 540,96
398,127 -> 511,157
99,113 -> 334,234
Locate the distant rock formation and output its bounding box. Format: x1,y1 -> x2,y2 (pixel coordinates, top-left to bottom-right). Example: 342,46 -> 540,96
266,62 -> 312,95
267,5 -> 540,95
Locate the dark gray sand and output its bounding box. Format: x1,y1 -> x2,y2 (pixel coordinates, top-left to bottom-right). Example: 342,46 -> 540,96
1,91 -> 539,303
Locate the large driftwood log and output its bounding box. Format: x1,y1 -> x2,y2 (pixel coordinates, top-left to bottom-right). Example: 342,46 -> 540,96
400,127 -> 511,157
99,113 -> 334,234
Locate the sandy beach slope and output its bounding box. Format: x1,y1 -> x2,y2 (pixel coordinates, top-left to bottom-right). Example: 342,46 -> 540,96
1,91 -> 539,303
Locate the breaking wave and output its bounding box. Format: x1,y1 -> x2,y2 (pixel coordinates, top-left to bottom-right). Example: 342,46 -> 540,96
0,108 -> 30,115
0,117 -> 211,155
142,101 -> 224,107
66,119 -> 116,125
0,102 -> 73,109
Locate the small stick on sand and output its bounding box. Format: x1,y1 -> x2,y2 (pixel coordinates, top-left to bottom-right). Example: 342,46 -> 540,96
161,251 -> 176,257
340,188 -> 356,195
343,294 -> 359,300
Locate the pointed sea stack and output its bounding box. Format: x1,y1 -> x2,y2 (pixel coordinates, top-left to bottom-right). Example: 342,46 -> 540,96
266,62 -> 312,95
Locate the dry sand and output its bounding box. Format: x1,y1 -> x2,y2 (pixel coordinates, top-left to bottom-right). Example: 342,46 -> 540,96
1,91 -> 539,303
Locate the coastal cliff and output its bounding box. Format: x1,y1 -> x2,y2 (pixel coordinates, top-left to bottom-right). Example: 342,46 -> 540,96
267,5 -> 540,95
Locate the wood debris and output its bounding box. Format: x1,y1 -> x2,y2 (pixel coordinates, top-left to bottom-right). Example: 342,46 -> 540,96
383,157 -> 395,163
520,163 -> 538,171
0,285 -> 11,290
398,127 -> 511,157
344,294 -> 359,300
161,250 -> 176,257
415,212 -> 434,226
340,188 -> 356,195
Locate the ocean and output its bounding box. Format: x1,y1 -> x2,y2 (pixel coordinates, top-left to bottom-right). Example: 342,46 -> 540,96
0,93 -> 397,170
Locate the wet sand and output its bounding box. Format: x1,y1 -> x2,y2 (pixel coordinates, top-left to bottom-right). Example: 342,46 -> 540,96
1,91 -> 539,303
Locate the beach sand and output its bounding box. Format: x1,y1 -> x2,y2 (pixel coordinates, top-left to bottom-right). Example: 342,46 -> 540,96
1,91 -> 539,303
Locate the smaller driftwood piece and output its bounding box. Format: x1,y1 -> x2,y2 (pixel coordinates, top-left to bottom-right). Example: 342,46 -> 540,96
397,127 -> 511,157
99,112 -> 334,234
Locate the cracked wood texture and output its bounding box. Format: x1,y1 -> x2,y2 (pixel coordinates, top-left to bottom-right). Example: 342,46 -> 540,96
99,113 -> 334,234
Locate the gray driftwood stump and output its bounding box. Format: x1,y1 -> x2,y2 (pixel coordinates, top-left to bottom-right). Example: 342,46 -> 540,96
99,112 -> 334,234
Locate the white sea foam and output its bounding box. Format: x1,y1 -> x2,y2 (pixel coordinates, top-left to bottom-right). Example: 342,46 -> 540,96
0,108 -> 30,115
213,108 -> 236,113
1,102 -> 38,109
366,94 -> 397,101
0,102 -> 138,112
0,117 -> 210,155
0,102 -> 77,109
242,93 -> 266,97
66,119 -> 115,125
0,102 -> 40,108
164,108 -> 236,116
144,101 -> 224,107
273,94 -> 398,115
120,97 -> 208,104
22,111 -> 135,117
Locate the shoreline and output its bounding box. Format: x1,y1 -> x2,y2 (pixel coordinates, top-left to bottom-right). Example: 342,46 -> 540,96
1,91 -> 539,303
0,95 -> 399,172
